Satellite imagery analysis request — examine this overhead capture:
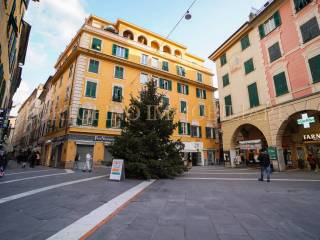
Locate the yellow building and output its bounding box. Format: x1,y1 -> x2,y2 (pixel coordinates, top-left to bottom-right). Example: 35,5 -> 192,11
38,15 -> 218,168
0,0 -> 37,135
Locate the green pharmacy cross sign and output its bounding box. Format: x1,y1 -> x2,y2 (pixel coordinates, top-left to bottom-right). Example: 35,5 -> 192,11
297,113 -> 315,129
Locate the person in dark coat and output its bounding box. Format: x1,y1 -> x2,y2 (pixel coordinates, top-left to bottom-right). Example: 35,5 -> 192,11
29,151 -> 36,168
258,148 -> 271,182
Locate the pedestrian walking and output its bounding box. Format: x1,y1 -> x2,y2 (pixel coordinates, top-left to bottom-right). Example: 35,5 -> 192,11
307,153 -> 316,172
74,153 -> 80,170
83,152 -> 92,172
258,148 -> 271,182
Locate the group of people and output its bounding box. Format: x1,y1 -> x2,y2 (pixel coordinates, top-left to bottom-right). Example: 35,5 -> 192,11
16,149 -> 40,169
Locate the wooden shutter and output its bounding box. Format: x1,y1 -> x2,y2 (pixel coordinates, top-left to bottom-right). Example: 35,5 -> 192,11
93,110 -> 99,127
268,42 -> 281,63
178,122 -> 182,134
244,59 -> 254,74
248,82 -> 260,108
273,72 -> 289,96
196,88 -> 200,98
168,80 -> 172,91
223,74 -> 229,87
224,95 -> 233,116
258,25 -> 265,39
241,35 -> 250,50
187,123 -> 191,135
199,126 -> 202,138
274,11 -> 281,27
77,108 -> 84,125
125,48 -> 129,59
112,44 -> 117,56
106,112 -> 112,128
203,90 -> 207,99
120,114 -> 125,129
159,78 -> 164,89
308,54 -> 320,83
186,85 -> 189,95
177,83 -> 181,93
190,126 -> 195,137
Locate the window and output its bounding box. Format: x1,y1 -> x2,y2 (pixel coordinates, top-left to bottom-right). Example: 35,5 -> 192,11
112,44 -> 129,59
114,66 -> 124,79
191,125 -> 202,138
68,64 -> 74,79
197,72 -> 203,82
152,76 -> 159,87
177,83 -> 189,95
85,81 -> 97,98
308,54 -> 320,84
222,74 -> 230,87
241,35 -> 250,50
224,95 -> 233,116
88,59 -> 99,73
159,78 -> 172,90
273,72 -> 289,96
140,73 -> 148,84
196,88 -> 207,99
178,122 -> 190,135
259,11 -> 281,38
65,86 -> 70,101
247,82 -> 260,108
180,101 -> 187,113
77,108 -> 99,127
206,127 -> 216,139
141,54 -> 148,65
162,61 -> 169,71
220,53 -> 227,66
176,66 -> 186,77
112,86 -> 123,102
268,42 -> 282,63
91,38 -> 102,51
59,76 -> 63,87
199,104 -> 205,116
106,112 -> 123,129
244,58 -> 254,74
151,57 -> 159,68
300,17 -> 320,43
162,97 -> 169,109
294,0 -> 312,13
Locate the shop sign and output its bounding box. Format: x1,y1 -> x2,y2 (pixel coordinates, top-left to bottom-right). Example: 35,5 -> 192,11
94,136 -> 114,142
268,147 -> 278,160
239,140 -> 262,150
297,113 -> 315,129
303,133 -> 320,142
110,159 -> 125,181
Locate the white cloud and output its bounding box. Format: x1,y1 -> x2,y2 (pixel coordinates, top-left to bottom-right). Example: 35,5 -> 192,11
11,81 -> 32,116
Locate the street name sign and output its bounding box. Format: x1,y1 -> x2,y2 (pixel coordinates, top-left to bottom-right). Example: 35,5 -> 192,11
110,159 -> 125,181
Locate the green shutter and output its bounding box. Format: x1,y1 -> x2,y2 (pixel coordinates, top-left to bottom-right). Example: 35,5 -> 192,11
187,123 -> 191,135
112,44 -> 117,56
244,58 -> 254,74
203,90 -> 207,99
220,54 -> 227,66
200,105 -> 204,116
162,61 -> 169,71
159,78 -> 164,89
274,11 -> 281,27
248,82 -> 260,108
186,85 -> 189,95
199,126 -> 202,138
77,108 -> 84,125
93,110 -> 99,127
177,83 -> 181,93
125,48 -> 129,59
273,72 -> 289,96
168,80 -> 172,91
120,114 -> 125,129
119,87 -> 123,100
223,74 -> 230,87
309,54 -> 320,84
259,25 -> 265,39
106,112 -> 112,128
92,38 -> 102,51
241,35 -> 250,50
178,122 -> 182,134
224,95 -> 233,116
196,88 -> 200,98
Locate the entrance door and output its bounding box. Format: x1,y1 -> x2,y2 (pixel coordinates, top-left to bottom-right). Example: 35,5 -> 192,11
51,144 -> 63,168
104,146 -> 113,163
208,151 -> 215,165
76,144 -> 94,168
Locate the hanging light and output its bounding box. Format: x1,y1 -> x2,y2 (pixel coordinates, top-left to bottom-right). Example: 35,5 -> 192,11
185,11 -> 192,20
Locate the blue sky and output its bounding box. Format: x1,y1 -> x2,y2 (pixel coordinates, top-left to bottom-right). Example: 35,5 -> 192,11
12,0 -> 267,115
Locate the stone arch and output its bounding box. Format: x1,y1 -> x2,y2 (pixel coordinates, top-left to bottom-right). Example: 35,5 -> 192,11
151,40 -> 160,50
163,45 -> 171,54
123,30 -> 134,40
138,35 -> 148,45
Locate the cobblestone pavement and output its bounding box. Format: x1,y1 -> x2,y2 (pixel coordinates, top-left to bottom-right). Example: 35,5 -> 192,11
88,166 -> 320,240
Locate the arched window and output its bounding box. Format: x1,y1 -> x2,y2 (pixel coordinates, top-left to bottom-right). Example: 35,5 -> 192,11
123,30 -> 134,40
174,49 -> 182,58
138,35 -> 148,45
163,45 -> 171,54
151,41 -> 160,50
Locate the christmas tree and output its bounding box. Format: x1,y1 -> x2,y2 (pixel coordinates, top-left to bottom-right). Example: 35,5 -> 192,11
109,79 -> 185,179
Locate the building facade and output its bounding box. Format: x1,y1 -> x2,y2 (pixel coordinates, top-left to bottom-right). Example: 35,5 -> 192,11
0,0 -> 38,139
15,16 -> 219,168
210,0 -> 320,171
